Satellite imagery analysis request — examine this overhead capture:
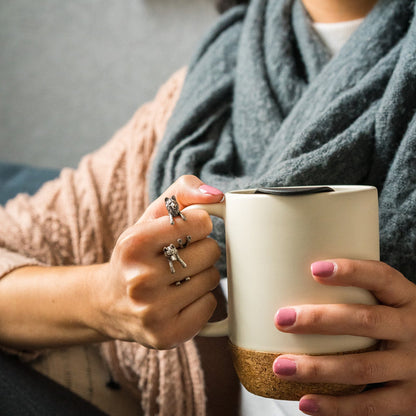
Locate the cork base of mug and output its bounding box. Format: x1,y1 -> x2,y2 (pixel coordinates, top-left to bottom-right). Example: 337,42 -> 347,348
229,341 -> 378,401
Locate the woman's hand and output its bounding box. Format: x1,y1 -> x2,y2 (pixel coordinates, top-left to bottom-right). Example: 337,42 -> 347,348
91,175 -> 224,349
273,259 -> 416,416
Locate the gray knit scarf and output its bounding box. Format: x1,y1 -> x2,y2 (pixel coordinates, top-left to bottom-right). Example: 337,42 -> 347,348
150,0 -> 416,281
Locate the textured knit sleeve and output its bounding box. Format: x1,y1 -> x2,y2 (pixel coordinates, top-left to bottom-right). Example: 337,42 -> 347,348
0,68 -> 186,279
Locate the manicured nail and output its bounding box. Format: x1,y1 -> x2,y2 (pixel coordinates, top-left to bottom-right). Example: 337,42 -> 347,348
311,261 -> 337,278
199,184 -> 223,196
275,308 -> 296,326
299,398 -> 319,414
273,358 -> 297,376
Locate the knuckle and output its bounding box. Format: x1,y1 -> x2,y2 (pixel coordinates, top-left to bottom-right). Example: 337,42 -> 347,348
304,359 -> 321,379
178,174 -> 197,185
205,292 -> 218,313
126,268 -> 155,296
145,318 -> 178,350
140,304 -> 165,331
140,311 -> 175,350
205,238 -> 221,259
350,357 -> 379,383
211,268 -> 221,285
205,268 -> 221,290
150,334 -> 176,350
339,259 -> 358,277
355,402 -> 378,416
145,331 -> 172,350
305,308 -> 325,327
379,261 -> 398,278
117,228 -> 151,261
176,175 -> 188,188
356,306 -> 380,332
405,314 -> 416,340
378,261 -> 398,287
406,395 -> 416,414
193,209 -> 213,235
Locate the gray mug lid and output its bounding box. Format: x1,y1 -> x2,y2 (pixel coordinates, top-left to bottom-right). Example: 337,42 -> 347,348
254,186 -> 335,196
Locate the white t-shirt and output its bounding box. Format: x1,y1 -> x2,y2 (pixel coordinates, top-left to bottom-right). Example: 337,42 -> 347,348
313,18 -> 364,56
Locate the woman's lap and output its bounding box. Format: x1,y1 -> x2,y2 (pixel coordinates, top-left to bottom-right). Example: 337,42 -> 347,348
0,350 -> 107,416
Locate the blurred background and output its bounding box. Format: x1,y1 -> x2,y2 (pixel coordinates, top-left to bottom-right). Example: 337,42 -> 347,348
0,0 -> 218,169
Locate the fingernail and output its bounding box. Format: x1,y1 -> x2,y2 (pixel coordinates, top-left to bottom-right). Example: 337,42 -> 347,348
273,358 -> 297,376
275,308 -> 296,326
311,261 -> 337,278
199,184 -> 223,196
299,398 -> 319,414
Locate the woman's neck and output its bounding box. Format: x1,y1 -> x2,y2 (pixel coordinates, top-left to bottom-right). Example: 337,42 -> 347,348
301,0 -> 378,23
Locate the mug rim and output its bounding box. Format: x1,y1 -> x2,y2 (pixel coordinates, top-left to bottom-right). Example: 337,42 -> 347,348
228,185 -> 377,195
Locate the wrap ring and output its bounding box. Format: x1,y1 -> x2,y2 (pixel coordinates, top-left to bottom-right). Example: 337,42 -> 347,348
163,244 -> 187,274
177,235 -> 191,248
175,277 -> 191,287
165,195 -> 186,225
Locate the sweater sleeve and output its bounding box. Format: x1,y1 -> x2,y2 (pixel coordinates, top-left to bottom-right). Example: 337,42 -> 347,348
0,68 -> 186,279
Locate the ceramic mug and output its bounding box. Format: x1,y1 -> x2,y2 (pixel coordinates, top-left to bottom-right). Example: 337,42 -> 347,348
189,185 -> 380,400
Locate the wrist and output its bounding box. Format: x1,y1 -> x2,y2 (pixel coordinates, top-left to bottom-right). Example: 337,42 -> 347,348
82,263 -> 113,342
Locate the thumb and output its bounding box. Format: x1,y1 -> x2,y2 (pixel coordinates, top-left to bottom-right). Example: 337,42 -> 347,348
140,175 -> 224,222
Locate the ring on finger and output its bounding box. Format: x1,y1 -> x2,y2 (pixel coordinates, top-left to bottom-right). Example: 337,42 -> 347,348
177,235 -> 191,248
163,244 -> 187,274
175,276 -> 191,287
165,195 -> 186,225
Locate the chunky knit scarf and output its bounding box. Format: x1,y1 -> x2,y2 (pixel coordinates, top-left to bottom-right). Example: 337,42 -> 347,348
150,0 -> 416,283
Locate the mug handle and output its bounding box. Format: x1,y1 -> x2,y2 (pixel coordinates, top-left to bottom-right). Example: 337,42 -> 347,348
184,202 -> 229,337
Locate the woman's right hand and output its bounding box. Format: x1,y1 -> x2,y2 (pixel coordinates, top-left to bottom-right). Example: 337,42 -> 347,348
90,176 -> 224,349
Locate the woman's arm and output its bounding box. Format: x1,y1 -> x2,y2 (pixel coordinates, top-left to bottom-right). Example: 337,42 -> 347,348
0,69 -> 187,351
0,176 -> 223,352
0,264 -> 108,350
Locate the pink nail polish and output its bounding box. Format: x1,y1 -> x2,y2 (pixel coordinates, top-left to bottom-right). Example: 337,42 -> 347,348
199,184 -> 223,196
299,398 -> 319,414
275,308 -> 296,326
311,261 -> 336,278
273,358 -> 297,376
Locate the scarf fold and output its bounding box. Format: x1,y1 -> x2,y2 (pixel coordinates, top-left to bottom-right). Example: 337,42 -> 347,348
150,0 -> 416,281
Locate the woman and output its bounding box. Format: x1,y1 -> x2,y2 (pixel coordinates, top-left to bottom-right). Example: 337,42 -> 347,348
1,0 -> 416,415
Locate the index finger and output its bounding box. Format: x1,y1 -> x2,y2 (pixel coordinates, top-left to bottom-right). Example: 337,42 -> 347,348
140,175 -> 223,222
311,259 -> 414,307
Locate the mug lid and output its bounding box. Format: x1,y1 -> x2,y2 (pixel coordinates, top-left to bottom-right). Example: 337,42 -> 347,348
254,186 -> 335,196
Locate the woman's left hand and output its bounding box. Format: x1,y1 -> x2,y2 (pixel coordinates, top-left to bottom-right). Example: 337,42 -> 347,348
273,259 -> 416,416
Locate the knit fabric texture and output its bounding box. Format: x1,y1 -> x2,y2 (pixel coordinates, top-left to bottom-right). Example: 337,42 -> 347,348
0,69 -> 207,416
150,0 -> 416,282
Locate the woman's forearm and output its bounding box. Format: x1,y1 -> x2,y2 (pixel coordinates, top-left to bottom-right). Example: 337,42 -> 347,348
0,264 -> 109,350
0,177 -> 225,352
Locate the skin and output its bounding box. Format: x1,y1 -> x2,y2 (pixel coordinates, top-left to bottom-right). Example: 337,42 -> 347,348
274,260 -> 416,416
1,1 -> 413,415
0,175 -> 223,350
301,0 -> 379,23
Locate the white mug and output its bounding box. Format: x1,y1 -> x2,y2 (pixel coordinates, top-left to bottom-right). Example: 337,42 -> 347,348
188,185 -> 379,399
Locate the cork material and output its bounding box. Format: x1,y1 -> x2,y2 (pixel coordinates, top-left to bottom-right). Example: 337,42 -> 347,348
229,341 -> 378,400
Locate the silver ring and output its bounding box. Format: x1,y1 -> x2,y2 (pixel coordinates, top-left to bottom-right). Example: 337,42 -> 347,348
177,235 -> 191,249
165,195 -> 186,225
175,277 -> 191,287
163,244 -> 187,274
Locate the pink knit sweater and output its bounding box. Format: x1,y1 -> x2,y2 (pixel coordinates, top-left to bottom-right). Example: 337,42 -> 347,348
0,68 -> 208,416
